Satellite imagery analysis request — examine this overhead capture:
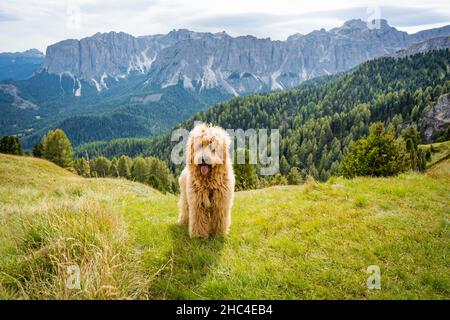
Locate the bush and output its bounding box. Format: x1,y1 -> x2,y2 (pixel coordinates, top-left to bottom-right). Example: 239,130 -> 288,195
42,129 -> 73,168
117,155 -> 132,179
131,157 -> 148,183
233,149 -> 258,191
339,122 -> 409,178
73,158 -> 90,177
0,136 -> 22,155
90,157 -> 111,177
269,173 -> 288,186
32,142 -> 44,158
109,158 -> 119,177
287,167 -> 303,185
146,157 -> 172,193
402,125 -> 426,172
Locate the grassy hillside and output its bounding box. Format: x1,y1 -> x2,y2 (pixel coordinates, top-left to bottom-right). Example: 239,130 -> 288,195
419,140 -> 450,167
0,153 -> 449,299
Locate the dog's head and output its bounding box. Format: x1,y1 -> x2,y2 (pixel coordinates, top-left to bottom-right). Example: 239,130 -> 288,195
186,123 -> 231,177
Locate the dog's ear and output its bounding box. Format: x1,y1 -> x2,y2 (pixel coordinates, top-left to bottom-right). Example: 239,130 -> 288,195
186,132 -> 198,165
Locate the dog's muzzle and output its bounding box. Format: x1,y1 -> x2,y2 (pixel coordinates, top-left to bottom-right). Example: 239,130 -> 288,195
200,164 -> 211,176
199,157 -> 212,176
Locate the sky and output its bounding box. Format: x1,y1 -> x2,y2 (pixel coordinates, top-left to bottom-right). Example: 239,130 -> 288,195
0,0 -> 449,53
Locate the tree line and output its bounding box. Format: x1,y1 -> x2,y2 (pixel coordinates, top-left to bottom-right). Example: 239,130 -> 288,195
73,154 -> 177,193
1,129 -> 176,194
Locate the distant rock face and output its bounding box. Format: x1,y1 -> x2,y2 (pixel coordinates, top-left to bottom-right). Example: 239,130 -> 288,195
41,29 -> 207,86
0,84 -> 38,109
422,94 -> 450,143
40,19 -> 450,96
43,32 -> 155,83
0,49 -> 44,81
395,36 -> 450,57
0,49 -> 44,58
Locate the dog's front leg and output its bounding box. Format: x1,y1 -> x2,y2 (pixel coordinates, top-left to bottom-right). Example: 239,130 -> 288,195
210,189 -> 232,235
178,192 -> 189,225
178,170 -> 189,225
188,190 -> 210,238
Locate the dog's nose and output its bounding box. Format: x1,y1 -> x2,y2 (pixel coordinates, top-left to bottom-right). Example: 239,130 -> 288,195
202,155 -> 211,164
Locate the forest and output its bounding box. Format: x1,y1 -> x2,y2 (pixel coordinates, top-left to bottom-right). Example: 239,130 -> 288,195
75,49 -> 450,183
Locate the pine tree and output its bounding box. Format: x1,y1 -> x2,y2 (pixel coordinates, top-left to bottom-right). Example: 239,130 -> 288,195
90,156 -> 111,177
73,158 -> 90,177
233,149 -> 258,191
109,157 -> 119,177
117,155 -> 132,179
287,167 -> 302,185
339,122 -> 409,178
42,129 -> 73,168
131,157 -> 148,183
146,157 -> 171,192
270,173 -> 288,186
0,136 -> 22,155
402,125 -> 425,172
32,142 -> 44,158
280,156 -> 290,176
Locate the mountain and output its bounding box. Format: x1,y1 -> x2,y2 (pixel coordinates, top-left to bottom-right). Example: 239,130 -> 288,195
394,36 -> 450,57
421,93 -> 450,143
39,19 -> 450,96
408,24 -> 450,42
41,29 -> 200,85
0,49 -> 44,81
2,19 -> 450,148
145,19 -> 414,95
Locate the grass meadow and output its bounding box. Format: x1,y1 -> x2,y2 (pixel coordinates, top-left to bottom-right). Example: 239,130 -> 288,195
0,152 -> 449,299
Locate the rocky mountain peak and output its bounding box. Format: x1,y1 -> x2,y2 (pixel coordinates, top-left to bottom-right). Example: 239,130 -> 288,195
287,33 -> 304,41
21,49 -> 45,57
342,18 -> 368,29
38,19 -> 450,97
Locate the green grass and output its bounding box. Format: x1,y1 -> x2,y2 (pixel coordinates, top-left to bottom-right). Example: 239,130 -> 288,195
419,140 -> 450,168
0,153 -> 449,299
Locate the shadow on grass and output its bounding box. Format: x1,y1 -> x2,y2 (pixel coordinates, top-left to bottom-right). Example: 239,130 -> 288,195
152,223 -> 225,299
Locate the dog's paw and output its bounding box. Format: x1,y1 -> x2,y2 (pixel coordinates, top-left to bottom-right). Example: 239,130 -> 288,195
189,233 -> 209,239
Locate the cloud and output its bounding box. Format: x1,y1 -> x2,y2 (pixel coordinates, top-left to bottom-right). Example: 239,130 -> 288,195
189,5 -> 450,36
0,0 -> 449,52
0,10 -> 19,22
377,6 -> 450,26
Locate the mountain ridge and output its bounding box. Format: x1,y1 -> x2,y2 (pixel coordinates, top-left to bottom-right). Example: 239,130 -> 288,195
39,19 -> 450,96
0,49 -> 45,81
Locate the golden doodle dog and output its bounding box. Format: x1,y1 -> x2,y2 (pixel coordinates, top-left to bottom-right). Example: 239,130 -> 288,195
178,123 -> 235,238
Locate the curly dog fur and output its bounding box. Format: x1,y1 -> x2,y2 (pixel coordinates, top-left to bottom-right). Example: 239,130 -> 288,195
178,123 -> 235,238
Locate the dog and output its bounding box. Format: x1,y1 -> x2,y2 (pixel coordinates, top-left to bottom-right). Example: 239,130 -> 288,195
178,123 -> 235,238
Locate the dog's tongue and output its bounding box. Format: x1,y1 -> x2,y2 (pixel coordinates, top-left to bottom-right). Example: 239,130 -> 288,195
200,165 -> 210,176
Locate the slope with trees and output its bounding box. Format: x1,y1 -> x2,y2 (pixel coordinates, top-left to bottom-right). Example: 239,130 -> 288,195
76,50 -> 449,185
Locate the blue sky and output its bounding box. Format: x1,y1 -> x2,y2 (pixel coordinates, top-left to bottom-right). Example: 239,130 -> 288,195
0,0 -> 449,52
